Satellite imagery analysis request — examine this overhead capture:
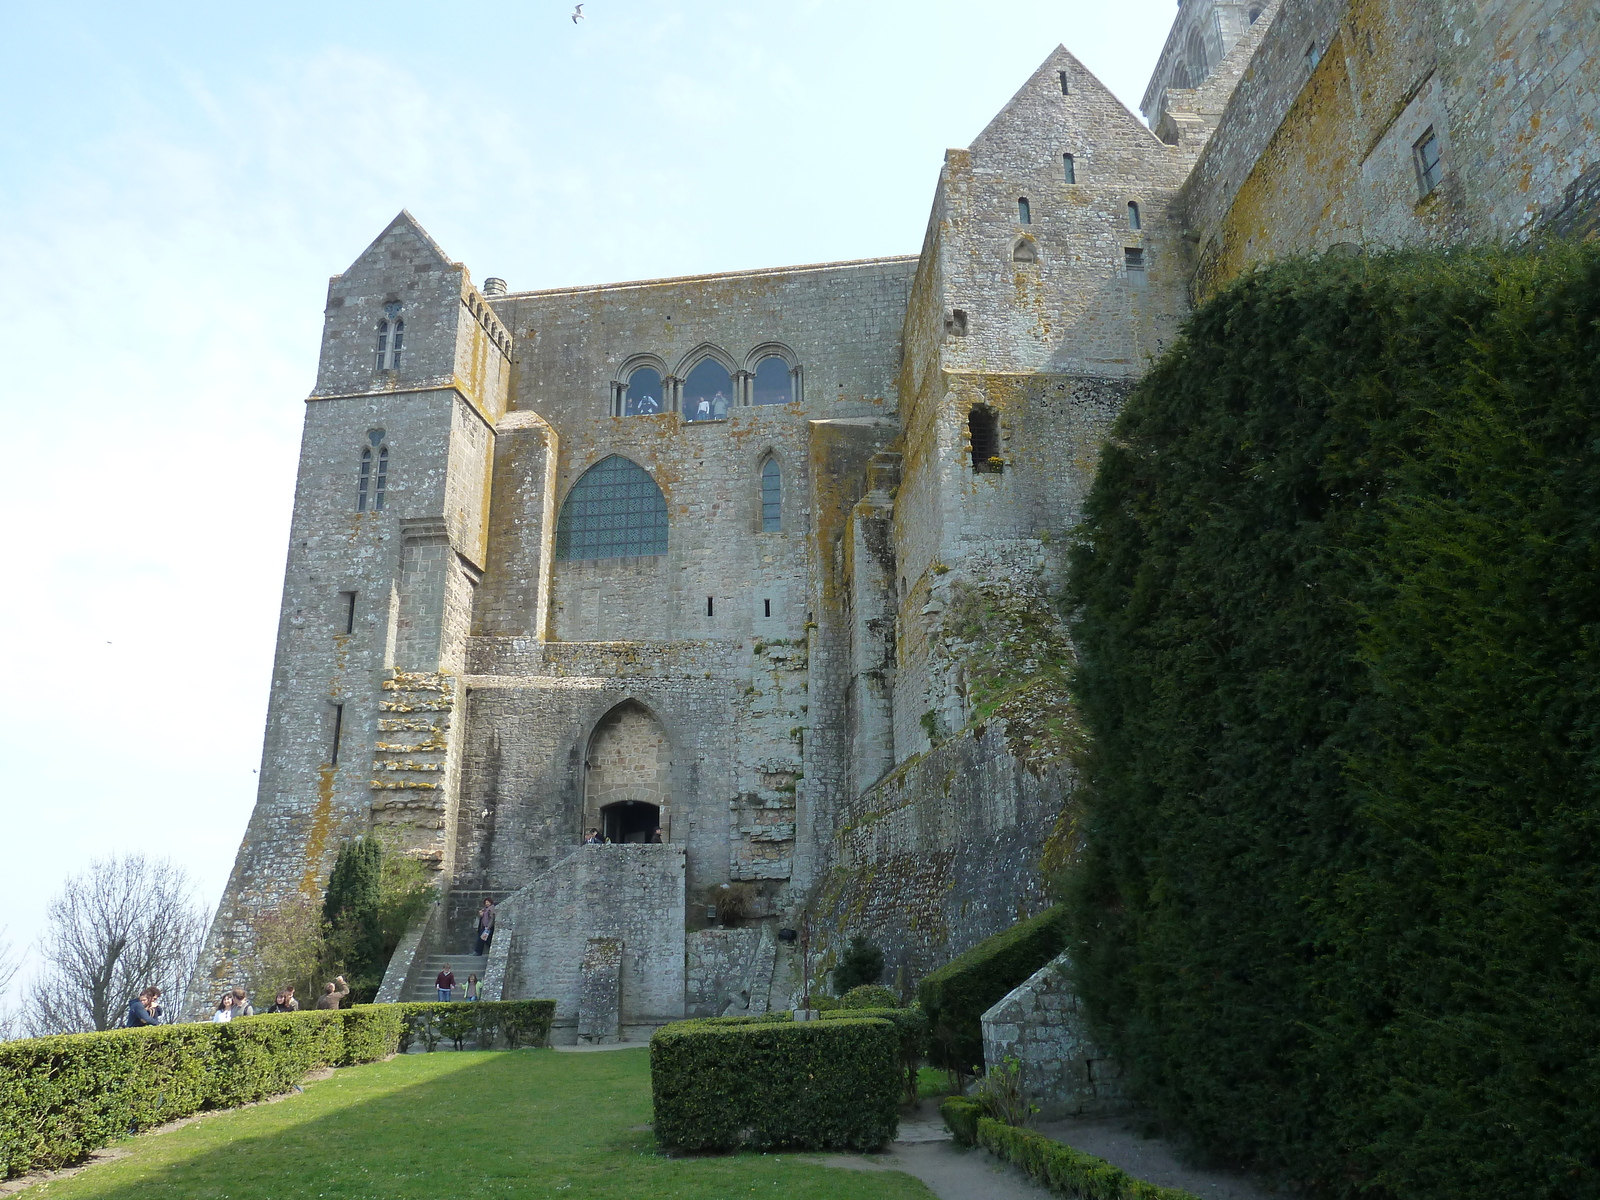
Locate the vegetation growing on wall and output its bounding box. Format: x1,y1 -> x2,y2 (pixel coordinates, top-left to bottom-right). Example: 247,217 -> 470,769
1065,245 -> 1600,1200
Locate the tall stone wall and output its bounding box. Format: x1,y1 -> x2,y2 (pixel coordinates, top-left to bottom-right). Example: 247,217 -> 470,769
1182,0 -> 1600,300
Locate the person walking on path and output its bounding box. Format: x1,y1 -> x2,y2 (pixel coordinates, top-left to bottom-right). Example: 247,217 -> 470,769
211,993 -> 235,1023
316,975 -> 349,1010
126,987 -> 162,1027
464,974 -> 480,1001
475,898 -> 496,955
435,966 -> 455,1001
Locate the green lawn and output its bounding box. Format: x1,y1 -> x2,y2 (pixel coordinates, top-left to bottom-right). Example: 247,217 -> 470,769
18,1048 -> 934,1200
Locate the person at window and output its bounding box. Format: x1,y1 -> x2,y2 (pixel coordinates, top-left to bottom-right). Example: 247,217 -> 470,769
126,986 -> 162,1027
711,391 -> 729,419
585,828 -> 602,844
694,397 -> 712,421
648,827 -> 664,844
637,393 -> 659,414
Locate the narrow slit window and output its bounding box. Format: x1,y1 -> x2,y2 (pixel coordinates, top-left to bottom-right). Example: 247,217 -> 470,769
969,405 -> 1001,472
706,596 -> 715,617
330,704 -> 344,767
1128,201 -> 1141,230
1063,154 -> 1076,184
764,598 -> 772,617
1058,70 -> 1069,94
1414,128 -> 1443,196
1017,197 -> 1032,224
340,592 -> 357,634
375,318 -> 404,370
358,449 -> 372,511
374,446 -> 388,511
761,457 -> 782,532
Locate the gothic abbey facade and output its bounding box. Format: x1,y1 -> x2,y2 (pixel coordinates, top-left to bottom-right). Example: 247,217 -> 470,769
190,0 -> 1600,1036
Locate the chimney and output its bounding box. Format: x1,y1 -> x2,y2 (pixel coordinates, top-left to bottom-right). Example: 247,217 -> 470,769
482,277 -> 507,297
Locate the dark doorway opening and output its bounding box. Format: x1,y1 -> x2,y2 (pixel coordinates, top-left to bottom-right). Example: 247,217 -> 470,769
602,800 -> 661,844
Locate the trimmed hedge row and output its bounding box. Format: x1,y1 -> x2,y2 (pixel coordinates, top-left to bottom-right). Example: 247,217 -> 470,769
0,1007 -> 401,1179
941,1098 -> 1201,1200
917,906 -> 1069,1072
651,1016 -> 900,1152
391,1000 -> 555,1053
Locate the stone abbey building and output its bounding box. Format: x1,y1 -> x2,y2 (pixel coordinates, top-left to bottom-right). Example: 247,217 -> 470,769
191,0 -> 1599,1040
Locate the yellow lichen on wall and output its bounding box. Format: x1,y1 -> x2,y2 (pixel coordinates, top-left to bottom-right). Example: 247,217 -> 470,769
300,767 -> 337,893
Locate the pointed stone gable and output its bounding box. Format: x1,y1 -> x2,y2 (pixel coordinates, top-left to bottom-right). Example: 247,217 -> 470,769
338,209 -> 459,280
968,46 -> 1167,177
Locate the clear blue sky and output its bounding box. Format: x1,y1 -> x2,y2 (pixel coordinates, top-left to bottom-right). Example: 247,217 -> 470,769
0,0 -> 1177,1009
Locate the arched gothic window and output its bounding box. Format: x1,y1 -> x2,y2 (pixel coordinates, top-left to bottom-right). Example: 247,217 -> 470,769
682,359 -> 733,421
752,355 -> 792,406
761,457 -> 782,532
375,318 -> 404,370
556,455 -> 668,560
623,366 -> 662,416
358,441 -> 388,511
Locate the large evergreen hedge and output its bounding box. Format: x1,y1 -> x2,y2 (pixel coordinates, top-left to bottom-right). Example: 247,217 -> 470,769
1065,245 -> 1600,1199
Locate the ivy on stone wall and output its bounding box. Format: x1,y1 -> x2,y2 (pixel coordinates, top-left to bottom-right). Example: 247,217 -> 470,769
1066,244 -> 1600,1200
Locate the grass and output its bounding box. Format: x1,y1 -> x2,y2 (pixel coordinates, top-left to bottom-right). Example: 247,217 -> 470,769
16,1048 -> 935,1200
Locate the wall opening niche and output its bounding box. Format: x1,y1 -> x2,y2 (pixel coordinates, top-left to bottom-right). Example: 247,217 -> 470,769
584,700 -> 670,843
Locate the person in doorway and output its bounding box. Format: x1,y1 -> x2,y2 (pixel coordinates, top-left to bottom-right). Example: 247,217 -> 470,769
231,988 -> 255,1017
268,988 -> 298,1013
316,975 -> 349,1010
464,974 -> 481,1001
648,827 -> 664,844
126,987 -> 162,1027
585,829 -> 602,845
435,966 -> 455,1001
475,898 -> 496,955
211,993 -> 235,1023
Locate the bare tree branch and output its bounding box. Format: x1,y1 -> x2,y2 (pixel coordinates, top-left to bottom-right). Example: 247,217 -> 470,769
24,856 -> 209,1035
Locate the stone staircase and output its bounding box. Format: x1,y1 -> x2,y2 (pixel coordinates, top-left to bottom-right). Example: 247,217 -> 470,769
408,953 -> 487,1001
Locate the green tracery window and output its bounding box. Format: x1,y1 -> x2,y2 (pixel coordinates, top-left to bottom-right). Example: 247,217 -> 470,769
555,455 -> 668,560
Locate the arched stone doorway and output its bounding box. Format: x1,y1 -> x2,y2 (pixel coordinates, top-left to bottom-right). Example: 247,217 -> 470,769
583,701 -> 670,842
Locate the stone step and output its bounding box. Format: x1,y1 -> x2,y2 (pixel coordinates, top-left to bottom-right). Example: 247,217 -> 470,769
411,953 -> 488,1000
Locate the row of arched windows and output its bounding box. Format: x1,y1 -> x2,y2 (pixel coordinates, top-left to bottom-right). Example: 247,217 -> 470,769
615,347 -> 800,419
554,453 -> 784,560
357,430 -> 388,512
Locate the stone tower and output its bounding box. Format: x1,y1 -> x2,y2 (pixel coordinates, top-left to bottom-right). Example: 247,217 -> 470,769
187,212 -> 511,1007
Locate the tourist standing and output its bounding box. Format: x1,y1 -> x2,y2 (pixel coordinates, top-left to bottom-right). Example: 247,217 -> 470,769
268,988 -> 299,1013
231,988 -> 255,1017
435,966 -> 455,1001
475,898 -> 496,955
211,994 -> 235,1023
316,975 -> 349,1010
464,974 -> 480,1001
126,987 -> 162,1027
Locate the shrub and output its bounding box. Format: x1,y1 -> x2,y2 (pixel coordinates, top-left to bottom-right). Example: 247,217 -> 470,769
0,1008 -> 399,1179
979,1116 -> 1201,1200
1066,245 -> 1600,1198
391,1000 -> 554,1053
916,906 -> 1068,1073
831,937 -> 884,994
838,984 -> 899,1009
650,1017 -> 899,1152
819,1005 -> 927,1105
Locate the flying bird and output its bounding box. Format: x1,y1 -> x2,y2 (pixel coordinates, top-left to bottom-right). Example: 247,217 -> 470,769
571,3 -> 583,22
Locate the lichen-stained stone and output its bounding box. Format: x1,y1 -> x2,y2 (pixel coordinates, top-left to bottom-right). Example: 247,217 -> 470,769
192,2 -> 1600,1023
